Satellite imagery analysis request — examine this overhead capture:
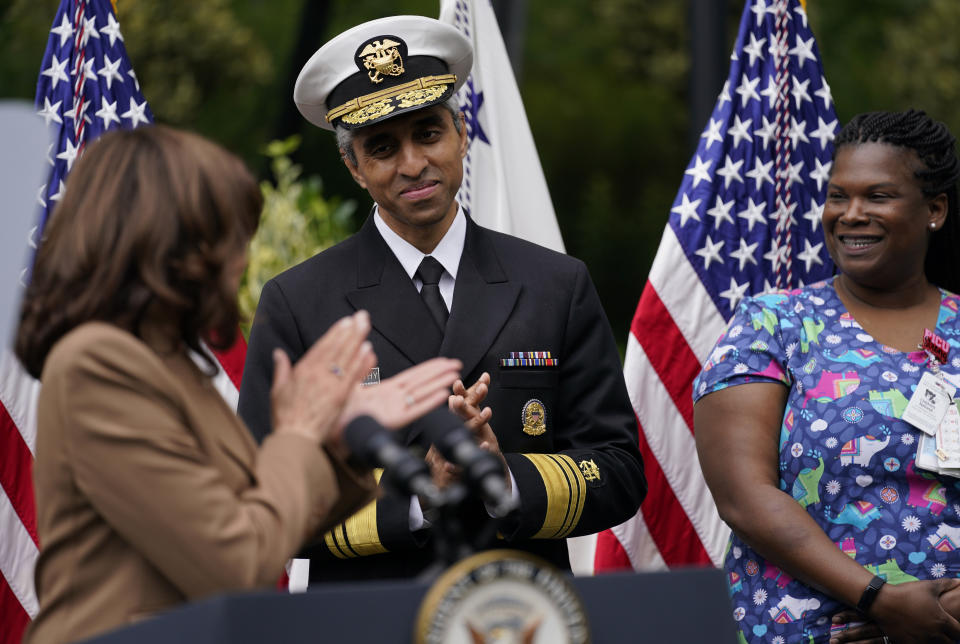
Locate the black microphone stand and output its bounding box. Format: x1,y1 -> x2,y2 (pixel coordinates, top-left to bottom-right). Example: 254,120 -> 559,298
415,481 -> 506,583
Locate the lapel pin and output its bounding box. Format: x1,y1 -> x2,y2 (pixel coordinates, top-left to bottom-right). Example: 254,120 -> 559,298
362,367 -> 381,387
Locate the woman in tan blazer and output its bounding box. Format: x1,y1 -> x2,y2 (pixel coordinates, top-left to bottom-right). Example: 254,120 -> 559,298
15,126 -> 460,644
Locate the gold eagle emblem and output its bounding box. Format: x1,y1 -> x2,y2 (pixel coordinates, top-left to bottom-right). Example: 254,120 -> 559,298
358,38 -> 404,84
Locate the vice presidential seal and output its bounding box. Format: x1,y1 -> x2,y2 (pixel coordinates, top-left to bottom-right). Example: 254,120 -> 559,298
415,550 -> 590,644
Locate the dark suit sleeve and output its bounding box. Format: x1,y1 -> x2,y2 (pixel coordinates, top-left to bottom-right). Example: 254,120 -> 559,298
239,278 -> 422,559
502,261 -> 646,540
239,279 -> 305,444
301,469 -> 429,565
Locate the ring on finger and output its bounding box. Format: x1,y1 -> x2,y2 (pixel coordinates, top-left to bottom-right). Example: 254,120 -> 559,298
404,394 -> 416,407
330,364 -> 344,377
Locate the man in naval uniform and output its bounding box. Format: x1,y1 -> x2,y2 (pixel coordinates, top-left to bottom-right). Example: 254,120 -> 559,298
238,15 -> 646,583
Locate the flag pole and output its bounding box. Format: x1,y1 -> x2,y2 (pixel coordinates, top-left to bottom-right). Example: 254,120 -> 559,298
490,0 -> 527,83
688,0 -> 728,155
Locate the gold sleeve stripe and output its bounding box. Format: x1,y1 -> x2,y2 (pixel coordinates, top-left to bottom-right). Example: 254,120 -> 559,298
323,525 -> 349,559
522,454 -> 586,538
322,469 -> 388,558
550,454 -> 586,537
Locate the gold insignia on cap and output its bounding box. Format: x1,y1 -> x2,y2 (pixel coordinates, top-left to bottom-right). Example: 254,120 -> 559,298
358,38 -> 404,84
397,85 -> 446,108
341,98 -> 396,125
521,399 -> 546,436
578,459 -> 600,482
326,74 -> 456,124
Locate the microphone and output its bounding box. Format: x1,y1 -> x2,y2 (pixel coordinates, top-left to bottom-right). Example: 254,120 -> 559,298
344,415 -> 442,508
411,408 -> 518,516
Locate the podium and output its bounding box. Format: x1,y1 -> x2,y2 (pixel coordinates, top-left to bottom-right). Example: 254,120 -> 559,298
82,568 -> 738,643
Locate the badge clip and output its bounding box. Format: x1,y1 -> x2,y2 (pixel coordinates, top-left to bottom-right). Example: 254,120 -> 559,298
922,328 -> 950,365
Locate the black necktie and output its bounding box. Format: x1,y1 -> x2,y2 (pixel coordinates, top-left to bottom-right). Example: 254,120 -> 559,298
416,256 -> 448,332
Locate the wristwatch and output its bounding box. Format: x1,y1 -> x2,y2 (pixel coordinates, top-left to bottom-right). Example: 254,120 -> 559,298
856,575 -> 887,612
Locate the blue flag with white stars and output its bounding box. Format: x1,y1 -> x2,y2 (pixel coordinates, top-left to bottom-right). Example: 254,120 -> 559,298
35,0 -> 154,234
673,0 -> 837,314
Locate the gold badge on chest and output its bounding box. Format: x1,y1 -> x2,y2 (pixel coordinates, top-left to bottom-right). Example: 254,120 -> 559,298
521,399 -> 546,436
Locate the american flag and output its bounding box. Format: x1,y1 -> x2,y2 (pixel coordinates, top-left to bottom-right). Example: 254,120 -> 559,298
593,0 -> 838,571
1,3 -> 245,641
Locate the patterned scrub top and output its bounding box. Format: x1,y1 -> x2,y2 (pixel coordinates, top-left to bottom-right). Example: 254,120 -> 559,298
694,277 -> 960,644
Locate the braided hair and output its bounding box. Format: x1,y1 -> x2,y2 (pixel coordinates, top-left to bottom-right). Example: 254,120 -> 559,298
833,110 -> 960,293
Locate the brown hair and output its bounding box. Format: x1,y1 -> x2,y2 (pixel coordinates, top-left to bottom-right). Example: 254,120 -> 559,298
16,125 -> 262,378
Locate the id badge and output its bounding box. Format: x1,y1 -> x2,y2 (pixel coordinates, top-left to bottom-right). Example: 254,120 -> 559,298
936,402 -> 960,469
903,372 -> 956,436
916,432 -> 941,472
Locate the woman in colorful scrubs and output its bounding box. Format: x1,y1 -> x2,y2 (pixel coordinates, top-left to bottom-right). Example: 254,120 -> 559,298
695,110 -> 960,644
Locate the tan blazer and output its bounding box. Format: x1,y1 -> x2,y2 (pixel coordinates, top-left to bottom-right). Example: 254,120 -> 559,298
24,322 -> 374,644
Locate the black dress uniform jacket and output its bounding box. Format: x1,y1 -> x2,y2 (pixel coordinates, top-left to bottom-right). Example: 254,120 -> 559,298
238,213 -> 646,581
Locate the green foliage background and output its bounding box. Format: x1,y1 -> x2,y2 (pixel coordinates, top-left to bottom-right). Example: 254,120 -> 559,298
1,0 -> 957,339
241,136 -> 355,336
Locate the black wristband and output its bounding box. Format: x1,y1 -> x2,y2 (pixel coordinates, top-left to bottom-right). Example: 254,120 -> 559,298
856,575 -> 886,612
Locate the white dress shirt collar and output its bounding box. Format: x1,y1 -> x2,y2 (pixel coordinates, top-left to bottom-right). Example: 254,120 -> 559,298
373,205 -> 466,281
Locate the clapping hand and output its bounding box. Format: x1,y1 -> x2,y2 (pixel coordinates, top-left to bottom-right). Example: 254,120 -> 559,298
270,311 -> 375,446
424,372 -> 510,495
337,357 -> 463,431
449,372 -> 501,459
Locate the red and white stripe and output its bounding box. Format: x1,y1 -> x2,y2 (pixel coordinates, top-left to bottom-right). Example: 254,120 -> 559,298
592,226 -> 731,572
200,339 -> 246,412
0,352 -> 40,644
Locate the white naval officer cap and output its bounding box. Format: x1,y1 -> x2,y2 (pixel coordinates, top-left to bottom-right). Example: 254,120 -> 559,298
293,15 -> 473,132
